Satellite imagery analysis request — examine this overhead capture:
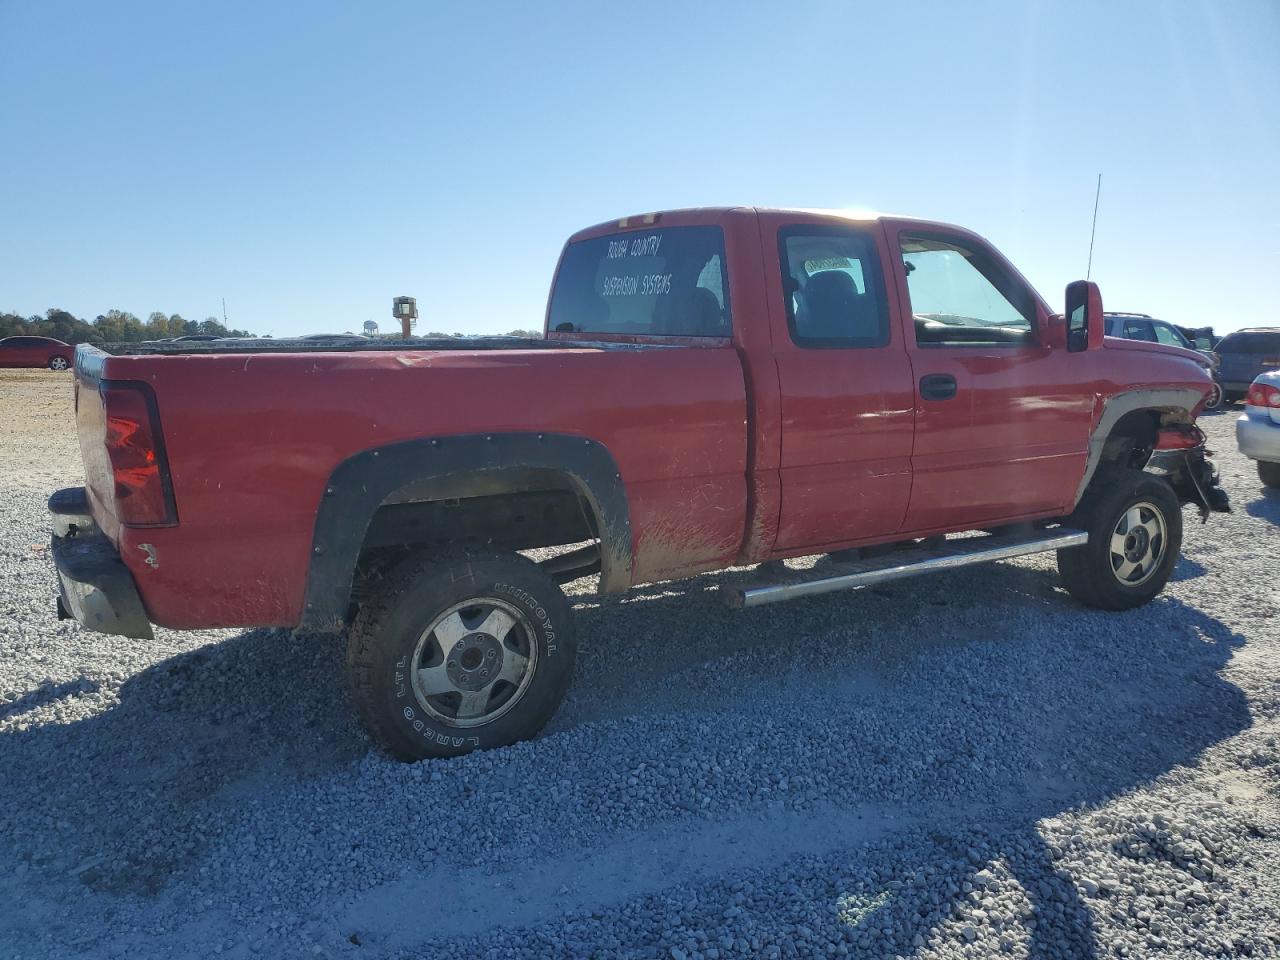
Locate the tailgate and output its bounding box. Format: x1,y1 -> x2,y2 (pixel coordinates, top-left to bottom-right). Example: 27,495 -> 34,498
73,344 -> 177,543
73,346 -> 121,540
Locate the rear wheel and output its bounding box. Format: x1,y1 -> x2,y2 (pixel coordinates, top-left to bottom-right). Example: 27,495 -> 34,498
1259,461 -> 1280,489
1203,380 -> 1223,411
1057,468 -> 1182,610
346,552 -> 576,760
48,356 -> 69,371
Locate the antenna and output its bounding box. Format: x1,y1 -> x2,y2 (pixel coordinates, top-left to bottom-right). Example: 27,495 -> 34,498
221,298 -> 228,324
1086,173 -> 1102,280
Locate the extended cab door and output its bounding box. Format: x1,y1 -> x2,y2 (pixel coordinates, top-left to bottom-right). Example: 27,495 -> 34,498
882,220 -> 1092,531
762,214 -> 916,551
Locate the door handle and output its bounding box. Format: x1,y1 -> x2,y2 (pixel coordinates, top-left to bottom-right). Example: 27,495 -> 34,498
919,373 -> 957,401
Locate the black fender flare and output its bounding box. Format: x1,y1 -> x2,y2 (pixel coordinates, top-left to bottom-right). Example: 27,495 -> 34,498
298,433 -> 632,632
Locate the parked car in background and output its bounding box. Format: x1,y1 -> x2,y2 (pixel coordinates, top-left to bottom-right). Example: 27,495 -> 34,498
1236,372 -> 1280,487
1105,312 -> 1195,349
1104,312 -> 1223,409
1174,325 -> 1219,351
1215,328 -> 1280,405
0,335 -> 76,370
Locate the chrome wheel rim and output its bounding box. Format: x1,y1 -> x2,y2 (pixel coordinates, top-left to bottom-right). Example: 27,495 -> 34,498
50,357 -> 68,370
1109,501 -> 1167,586
1206,382 -> 1222,409
410,597 -> 537,728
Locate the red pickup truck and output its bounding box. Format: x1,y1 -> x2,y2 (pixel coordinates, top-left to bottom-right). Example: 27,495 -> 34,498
49,207 -> 1228,760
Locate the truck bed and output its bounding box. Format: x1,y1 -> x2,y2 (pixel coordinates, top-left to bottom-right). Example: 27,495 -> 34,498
70,336 -> 752,630
90,335 -> 666,357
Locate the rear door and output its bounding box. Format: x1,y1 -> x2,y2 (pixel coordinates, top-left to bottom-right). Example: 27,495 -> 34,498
882,220 -> 1092,531
0,337 -> 35,367
761,214 -> 916,550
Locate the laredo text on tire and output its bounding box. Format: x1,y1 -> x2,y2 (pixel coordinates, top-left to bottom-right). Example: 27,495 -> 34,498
1056,467 -> 1182,611
346,553 -> 576,761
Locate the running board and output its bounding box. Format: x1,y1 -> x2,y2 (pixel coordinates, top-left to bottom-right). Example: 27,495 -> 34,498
721,528 -> 1088,609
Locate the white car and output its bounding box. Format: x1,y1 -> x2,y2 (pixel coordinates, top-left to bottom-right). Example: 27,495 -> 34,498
1236,371 -> 1280,487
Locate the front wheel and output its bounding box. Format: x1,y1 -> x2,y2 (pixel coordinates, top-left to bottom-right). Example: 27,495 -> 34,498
1259,461 -> 1280,489
1057,468 -> 1182,611
346,552 -> 576,760
48,356 -> 69,371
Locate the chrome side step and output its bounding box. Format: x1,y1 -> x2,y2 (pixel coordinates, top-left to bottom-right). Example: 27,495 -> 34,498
721,528 -> 1088,609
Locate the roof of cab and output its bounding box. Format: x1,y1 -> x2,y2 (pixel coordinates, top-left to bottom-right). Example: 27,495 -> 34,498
567,206 -> 952,244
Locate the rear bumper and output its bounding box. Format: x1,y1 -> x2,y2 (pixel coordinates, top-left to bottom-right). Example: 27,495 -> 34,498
49,487 -> 154,640
1237,413 -> 1280,463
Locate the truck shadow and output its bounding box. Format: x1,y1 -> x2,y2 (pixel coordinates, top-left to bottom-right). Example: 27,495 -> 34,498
0,561 -> 1251,958
1244,487 -> 1279,526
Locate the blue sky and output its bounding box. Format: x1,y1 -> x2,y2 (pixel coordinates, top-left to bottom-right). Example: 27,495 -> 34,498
2,0 -> 1277,337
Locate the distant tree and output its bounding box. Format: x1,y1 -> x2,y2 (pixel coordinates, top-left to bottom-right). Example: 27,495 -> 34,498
2,306 -> 256,343
146,312 -> 171,339
94,309 -> 145,342
504,328 -> 542,338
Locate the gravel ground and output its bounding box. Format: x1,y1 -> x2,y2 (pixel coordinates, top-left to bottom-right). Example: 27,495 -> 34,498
2,368 -> 1278,959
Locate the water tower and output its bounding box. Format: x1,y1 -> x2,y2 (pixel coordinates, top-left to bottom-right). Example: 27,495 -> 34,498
363,320 -> 379,336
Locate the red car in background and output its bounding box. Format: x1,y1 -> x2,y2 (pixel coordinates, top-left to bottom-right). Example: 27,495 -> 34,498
0,335 -> 76,370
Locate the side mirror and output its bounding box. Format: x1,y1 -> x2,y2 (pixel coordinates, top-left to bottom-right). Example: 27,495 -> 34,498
1065,280 -> 1104,352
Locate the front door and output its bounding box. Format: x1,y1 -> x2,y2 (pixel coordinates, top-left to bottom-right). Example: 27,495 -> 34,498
764,216 -> 916,551
883,222 -> 1092,532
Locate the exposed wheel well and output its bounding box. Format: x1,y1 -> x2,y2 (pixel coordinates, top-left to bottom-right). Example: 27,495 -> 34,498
349,474 -> 602,613
298,433 -> 632,633
1097,409 -> 1161,473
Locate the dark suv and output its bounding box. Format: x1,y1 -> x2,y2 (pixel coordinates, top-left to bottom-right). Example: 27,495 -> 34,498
1215,328 -> 1280,403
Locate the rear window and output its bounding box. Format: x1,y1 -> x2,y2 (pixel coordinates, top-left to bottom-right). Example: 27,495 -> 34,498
548,226 -> 730,337
1217,331 -> 1280,354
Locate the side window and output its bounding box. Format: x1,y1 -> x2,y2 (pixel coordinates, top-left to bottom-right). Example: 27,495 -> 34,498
779,227 -> 889,348
1153,323 -> 1188,348
900,236 -> 1035,346
1123,319 -> 1156,342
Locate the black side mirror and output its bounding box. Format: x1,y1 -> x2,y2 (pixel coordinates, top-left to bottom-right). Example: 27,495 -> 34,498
1065,280 -> 1103,352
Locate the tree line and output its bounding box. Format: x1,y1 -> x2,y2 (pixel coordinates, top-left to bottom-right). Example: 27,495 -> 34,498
0,307 -> 252,344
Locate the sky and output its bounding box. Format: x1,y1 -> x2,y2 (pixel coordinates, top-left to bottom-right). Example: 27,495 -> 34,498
2,0 -> 1278,337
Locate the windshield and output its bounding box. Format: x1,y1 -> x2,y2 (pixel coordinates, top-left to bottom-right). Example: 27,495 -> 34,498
547,226 -> 730,337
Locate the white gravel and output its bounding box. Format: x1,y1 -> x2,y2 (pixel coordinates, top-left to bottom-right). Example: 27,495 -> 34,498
2,369 -> 1279,959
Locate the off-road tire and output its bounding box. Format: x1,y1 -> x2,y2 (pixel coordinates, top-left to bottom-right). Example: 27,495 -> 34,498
1259,461 -> 1280,489
1057,468 -> 1182,611
347,552 -> 576,761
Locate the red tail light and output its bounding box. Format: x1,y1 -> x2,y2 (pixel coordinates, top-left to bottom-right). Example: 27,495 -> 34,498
101,381 -> 177,526
1245,382 -> 1280,409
